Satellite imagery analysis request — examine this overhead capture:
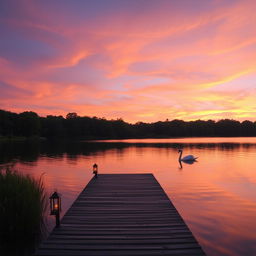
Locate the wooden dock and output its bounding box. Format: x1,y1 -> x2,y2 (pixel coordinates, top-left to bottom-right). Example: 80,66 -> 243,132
35,174 -> 206,256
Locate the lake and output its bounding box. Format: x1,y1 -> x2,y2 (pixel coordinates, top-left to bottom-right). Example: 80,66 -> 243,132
1,137 -> 256,256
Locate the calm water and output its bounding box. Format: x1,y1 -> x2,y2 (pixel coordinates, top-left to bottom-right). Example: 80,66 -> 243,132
1,137 -> 256,256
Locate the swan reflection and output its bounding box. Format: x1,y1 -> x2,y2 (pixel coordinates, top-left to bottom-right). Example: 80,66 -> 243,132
178,149 -> 198,169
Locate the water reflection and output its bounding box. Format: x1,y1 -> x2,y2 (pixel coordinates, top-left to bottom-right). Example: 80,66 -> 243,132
178,159 -> 198,169
1,138 -> 256,256
1,139 -> 256,165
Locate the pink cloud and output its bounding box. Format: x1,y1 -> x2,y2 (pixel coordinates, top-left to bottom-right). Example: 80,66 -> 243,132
1,0 -> 256,122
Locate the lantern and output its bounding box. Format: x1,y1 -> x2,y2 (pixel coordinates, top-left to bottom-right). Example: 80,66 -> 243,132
50,191 -> 61,215
93,163 -> 98,177
49,191 -> 61,227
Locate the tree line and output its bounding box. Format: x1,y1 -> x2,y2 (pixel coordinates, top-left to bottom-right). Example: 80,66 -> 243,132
0,109 -> 256,139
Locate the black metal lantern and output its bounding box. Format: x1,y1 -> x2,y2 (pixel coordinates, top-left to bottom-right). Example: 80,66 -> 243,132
50,191 -> 61,227
93,163 -> 98,178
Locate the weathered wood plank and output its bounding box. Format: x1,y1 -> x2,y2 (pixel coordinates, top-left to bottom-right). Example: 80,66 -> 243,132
35,174 -> 206,256
48,234 -> 196,240
38,243 -> 203,250
44,237 -> 196,244
36,248 -> 205,256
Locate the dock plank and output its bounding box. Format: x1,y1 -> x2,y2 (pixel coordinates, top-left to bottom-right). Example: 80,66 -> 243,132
35,174 -> 205,256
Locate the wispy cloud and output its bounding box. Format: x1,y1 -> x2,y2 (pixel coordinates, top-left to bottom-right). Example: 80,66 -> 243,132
0,0 -> 256,122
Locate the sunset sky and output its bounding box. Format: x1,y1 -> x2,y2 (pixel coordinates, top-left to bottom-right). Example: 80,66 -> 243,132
1,0 -> 256,123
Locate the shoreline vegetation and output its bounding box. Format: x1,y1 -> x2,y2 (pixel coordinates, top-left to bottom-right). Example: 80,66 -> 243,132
0,167 -> 47,255
1,109 -> 256,140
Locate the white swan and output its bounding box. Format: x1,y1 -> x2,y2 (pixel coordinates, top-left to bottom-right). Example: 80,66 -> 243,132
178,149 -> 198,162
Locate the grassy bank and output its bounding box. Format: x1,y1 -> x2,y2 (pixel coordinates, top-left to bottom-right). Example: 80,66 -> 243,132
0,136 -> 27,142
0,167 -> 47,255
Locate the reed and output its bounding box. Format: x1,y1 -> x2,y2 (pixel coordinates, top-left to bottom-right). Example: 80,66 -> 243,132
0,166 -> 47,254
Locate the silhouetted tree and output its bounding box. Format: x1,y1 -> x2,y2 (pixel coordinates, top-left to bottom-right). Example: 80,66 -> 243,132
1,109 -> 256,139
0,110 -> 18,136
41,115 -> 66,138
216,119 -> 241,136
66,112 -> 78,119
17,111 -> 40,136
241,120 -> 256,136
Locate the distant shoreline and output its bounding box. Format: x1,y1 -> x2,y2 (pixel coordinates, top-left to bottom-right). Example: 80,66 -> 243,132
1,109 -> 256,139
1,135 -> 256,143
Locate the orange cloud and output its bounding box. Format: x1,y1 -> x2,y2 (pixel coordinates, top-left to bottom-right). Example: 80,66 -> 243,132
1,0 -> 256,122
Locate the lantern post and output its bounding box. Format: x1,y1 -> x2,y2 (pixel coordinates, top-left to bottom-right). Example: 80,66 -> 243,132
93,163 -> 98,178
50,191 -> 61,227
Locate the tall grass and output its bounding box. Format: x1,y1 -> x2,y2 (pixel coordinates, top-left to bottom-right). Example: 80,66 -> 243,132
0,166 -> 47,255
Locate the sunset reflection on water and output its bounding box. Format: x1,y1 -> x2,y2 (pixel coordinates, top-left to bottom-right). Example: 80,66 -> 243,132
3,137 -> 256,256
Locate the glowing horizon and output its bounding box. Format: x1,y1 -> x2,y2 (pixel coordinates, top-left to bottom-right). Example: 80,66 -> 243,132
1,0 -> 256,123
